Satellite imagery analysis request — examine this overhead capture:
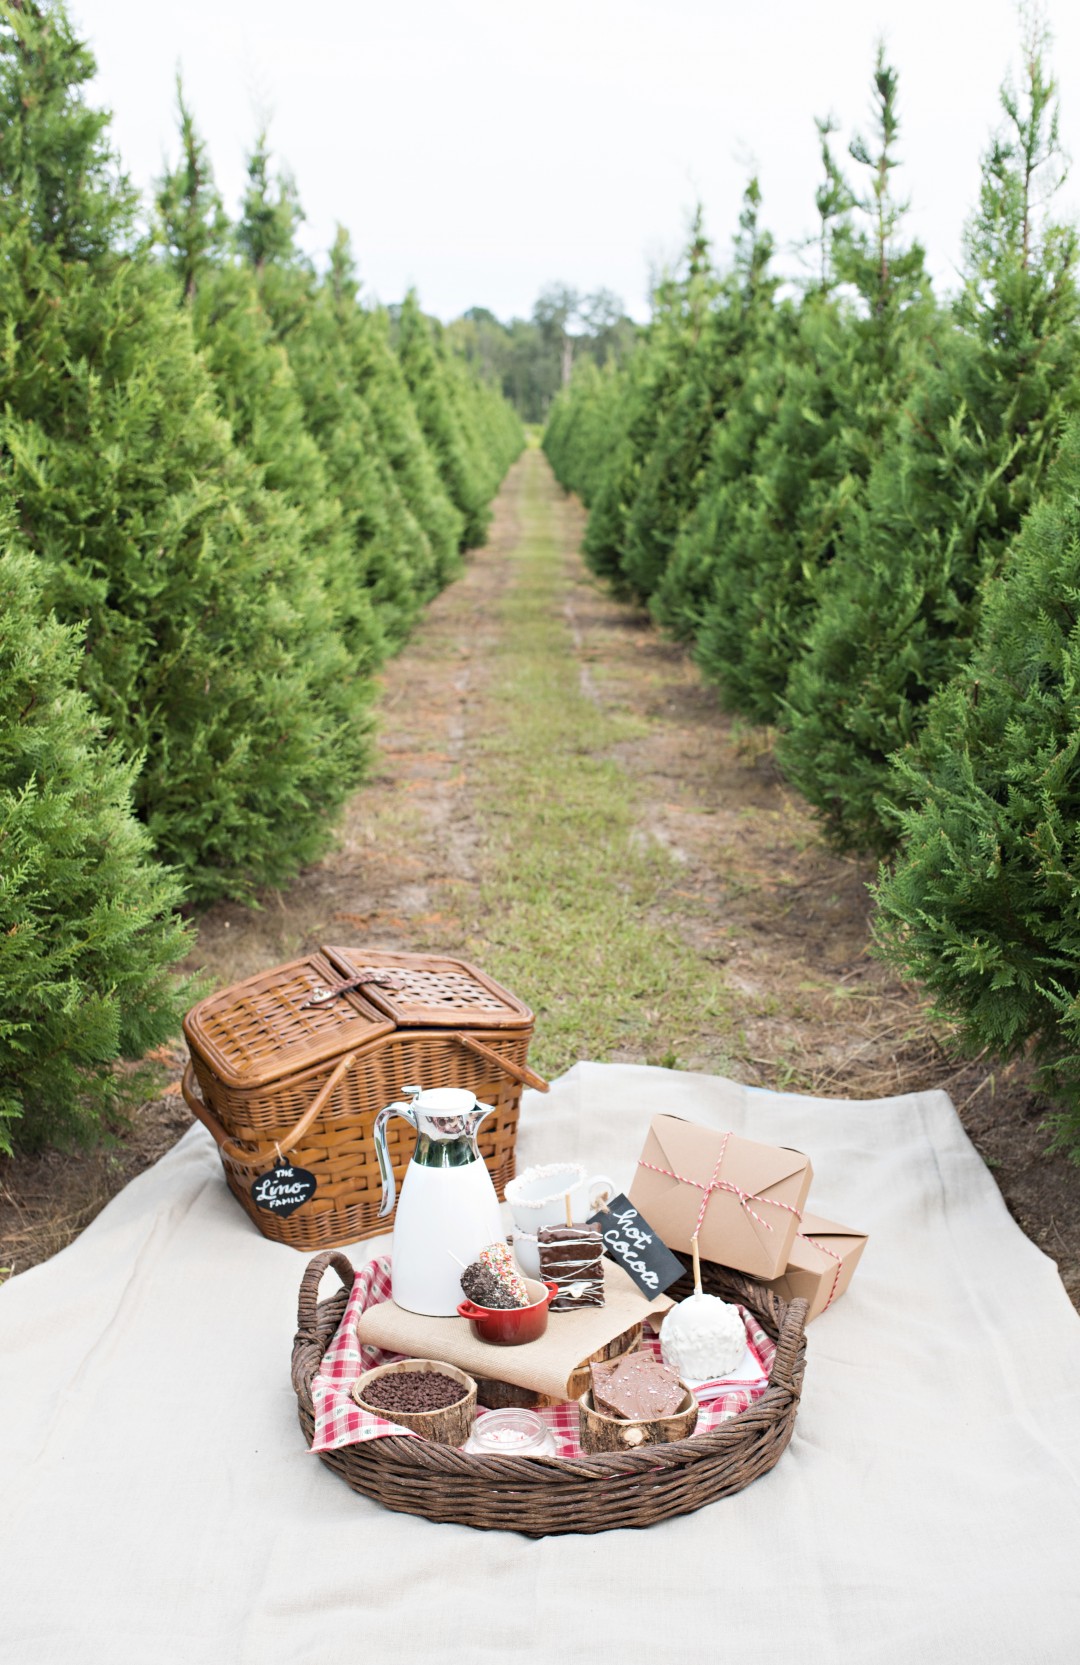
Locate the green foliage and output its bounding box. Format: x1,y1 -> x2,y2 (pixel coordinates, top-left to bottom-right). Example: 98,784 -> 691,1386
0,9 -> 375,902
692,48 -> 937,725
330,231 -> 465,587
0,0 -> 135,258
649,298 -> 793,643
155,105 -> 385,675
0,520 -> 190,1154
154,75 -> 229,300
872,422 -> 1080,1155
0,240 -> 374,901
620,182 -> 778,605
780,25 -> 1080,852
397,289 -> 494,548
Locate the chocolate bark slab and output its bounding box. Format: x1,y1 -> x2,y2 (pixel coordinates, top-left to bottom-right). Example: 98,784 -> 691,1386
590,1352 -> 685,1420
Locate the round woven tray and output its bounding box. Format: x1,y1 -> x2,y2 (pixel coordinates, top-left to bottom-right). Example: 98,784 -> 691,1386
292,1250 -> 809,1535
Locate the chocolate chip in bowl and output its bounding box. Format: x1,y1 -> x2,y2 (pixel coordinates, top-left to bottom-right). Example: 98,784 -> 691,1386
352,1359 -> 477,1445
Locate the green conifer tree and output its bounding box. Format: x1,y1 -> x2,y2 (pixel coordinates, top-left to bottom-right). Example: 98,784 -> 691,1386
327,231 -> 464,585
0,510 -> 190,1153
236,149 -> 444,648
872,420 -> 1080,1155
620,181 -> 778,604
0,3 -> 371,901
780,23 -> 1080,852
581,209 -> 716,589
154,75 -> 230,299
155,100 -> 385,673
692,49 -> 936,724
396,289 -> 492,549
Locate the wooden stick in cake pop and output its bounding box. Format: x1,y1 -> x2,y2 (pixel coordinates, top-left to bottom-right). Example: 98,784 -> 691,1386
692,1233 -> 703,1297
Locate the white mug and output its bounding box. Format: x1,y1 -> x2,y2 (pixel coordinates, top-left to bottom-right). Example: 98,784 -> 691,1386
511,1229 -> 542,1280
504,1162 -> 616,1234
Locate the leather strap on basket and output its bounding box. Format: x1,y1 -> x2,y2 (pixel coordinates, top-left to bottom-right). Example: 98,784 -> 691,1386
451,1031 -> 549,1093
181,1051 -> 358,1167
300,970 -> 405,1009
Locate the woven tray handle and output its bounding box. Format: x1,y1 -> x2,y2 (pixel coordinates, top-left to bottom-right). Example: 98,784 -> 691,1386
769,1295 -> 810,1396
181,1051 -> 357,1167
296,1249 -> 356,1342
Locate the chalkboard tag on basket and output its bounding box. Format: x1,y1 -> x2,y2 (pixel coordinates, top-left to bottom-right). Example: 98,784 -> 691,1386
251,1162 -> 317,1216
587,1192 -> 685,1298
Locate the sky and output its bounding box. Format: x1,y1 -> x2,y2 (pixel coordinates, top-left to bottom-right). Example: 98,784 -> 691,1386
71,0 -> 1080,324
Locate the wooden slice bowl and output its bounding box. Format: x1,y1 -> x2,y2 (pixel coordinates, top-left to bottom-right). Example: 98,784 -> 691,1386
352,1359 -> 477,1446
577,1383 -> 698,1454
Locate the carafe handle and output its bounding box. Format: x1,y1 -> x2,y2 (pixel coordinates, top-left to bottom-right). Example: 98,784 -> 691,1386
373,1087 -> 421,1219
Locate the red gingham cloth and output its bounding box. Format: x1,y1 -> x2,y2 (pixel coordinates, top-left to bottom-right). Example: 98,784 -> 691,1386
310,1258 -> 774,1459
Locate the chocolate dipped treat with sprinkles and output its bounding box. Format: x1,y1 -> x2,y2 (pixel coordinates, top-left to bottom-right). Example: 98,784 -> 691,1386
459,1241 -> 530,1309
537,1223 -> 606,1310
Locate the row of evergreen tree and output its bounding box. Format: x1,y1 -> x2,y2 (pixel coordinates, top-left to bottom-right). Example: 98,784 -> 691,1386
544,28 -> 1080,1155
0,1 -> 522,1152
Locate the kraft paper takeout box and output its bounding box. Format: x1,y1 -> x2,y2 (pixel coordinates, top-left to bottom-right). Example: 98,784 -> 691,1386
763,1211 -> 868,1321
628,1114 -> 813,1281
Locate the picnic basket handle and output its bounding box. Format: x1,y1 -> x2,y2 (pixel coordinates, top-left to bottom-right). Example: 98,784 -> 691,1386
296,1249 -> 356,1341
769,1295 -> 809,1396
451,1031 -> 549,1093
181,1051 -> 358,1166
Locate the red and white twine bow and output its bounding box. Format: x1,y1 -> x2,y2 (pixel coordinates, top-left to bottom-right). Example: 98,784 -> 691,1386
637,1129 -> 803,1243
798,1232 -> 844,1311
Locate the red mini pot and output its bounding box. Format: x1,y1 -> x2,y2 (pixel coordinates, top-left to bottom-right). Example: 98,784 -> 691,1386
457,1279 -> 558,1345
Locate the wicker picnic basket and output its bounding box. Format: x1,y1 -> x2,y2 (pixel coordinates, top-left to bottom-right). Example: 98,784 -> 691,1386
292,1249 -> 809,1535
181,948 -> 546,1252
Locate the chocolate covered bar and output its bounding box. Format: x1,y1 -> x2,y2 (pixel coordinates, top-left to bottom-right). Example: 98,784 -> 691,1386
536,1223 -> 606,1310
590,1353 -> 685,1420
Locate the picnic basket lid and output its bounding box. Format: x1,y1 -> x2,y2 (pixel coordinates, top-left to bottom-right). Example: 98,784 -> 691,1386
323,948 -> 532,1031
182,953 -> 395,1088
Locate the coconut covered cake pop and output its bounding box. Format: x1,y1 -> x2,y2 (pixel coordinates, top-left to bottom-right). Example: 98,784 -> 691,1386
659,1291 -> 746,1381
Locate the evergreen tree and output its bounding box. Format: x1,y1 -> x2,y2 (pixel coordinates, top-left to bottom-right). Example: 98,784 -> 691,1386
543,359 -> 623,503
581,209 -> 716,589
236,148 -> 442,650
396,288 -> 492,549
0,3 -> 372,901
0,510 -> 190,1154
872,420 -> 1080,1156
780,23 -> 1080,852
620,181 -> 778,605
692,49 -> 936,724
0,0 -> 133,258
327,231 -> 464,586
154,74 -> 229,299
155,103 -> 385,674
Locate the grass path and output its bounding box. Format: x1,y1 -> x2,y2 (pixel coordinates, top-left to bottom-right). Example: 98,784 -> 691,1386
466,446 -> 731,1076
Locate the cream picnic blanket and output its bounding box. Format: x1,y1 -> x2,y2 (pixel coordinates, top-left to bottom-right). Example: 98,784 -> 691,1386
1,1062 -> 1078,1664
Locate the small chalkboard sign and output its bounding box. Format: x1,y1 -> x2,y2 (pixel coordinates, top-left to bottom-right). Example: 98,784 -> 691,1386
587,1192 -> 684,1299
251,1162 -> 317,1217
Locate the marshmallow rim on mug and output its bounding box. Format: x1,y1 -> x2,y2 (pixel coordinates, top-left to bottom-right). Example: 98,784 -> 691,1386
505,1162 -> 616,1233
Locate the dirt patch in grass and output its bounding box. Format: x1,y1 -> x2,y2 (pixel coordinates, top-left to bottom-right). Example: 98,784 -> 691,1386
2,444 -> 1076,1306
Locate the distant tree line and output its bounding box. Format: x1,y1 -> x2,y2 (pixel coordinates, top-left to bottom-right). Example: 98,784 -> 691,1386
447,285 -> 639,423
544,23 -> 1080,1157
0,1 -> 523,1152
